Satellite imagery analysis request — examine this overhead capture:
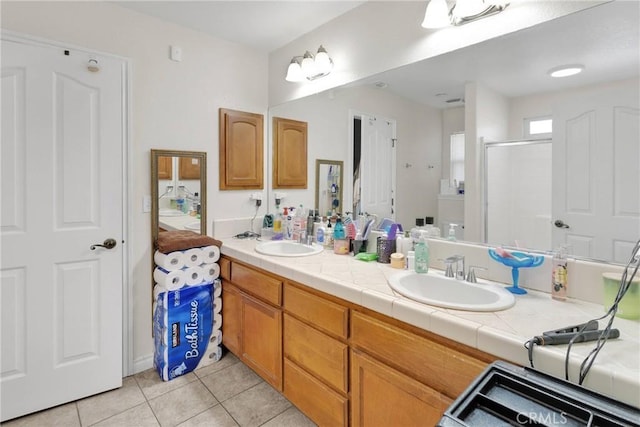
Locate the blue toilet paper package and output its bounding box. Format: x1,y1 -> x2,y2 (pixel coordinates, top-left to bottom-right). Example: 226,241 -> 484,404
153,282 -> 213,381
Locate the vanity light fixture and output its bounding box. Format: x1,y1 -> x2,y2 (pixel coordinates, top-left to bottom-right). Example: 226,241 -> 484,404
422,0 -> 509,29
548,64 -> 585,78
285,45 -> 333,82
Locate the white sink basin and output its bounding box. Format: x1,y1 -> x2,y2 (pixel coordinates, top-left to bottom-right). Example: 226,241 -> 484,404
184,221 -> 200,230
159,209 -> 186,217
387,270 -> 515,311
255,241 -> 324,257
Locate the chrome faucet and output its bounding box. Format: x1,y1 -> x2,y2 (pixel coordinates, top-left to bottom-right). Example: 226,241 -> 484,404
445,255 -> 465,280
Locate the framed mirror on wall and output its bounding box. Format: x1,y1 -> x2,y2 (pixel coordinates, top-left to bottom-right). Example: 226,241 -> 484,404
150,149 -> 207,245
315,159 -> 343,217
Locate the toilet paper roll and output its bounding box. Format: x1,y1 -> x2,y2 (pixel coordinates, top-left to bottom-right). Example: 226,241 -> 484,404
213,313 -> 222,329
153,284 -> 168,301
195,343 -> 223,370
201,245 -> 221,264
153,267 -> 186,291
154,250 -> 186,271
210,329 -> 222,346
183,248 -> 203,268
203,263 -> 220,283
213,297 -> 222,314
213,281 -> 222,298
183,266 -> 204,286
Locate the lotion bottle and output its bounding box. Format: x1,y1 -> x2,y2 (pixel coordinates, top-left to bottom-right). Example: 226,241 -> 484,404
414,236 -> 429,274
552,246 -> 568,301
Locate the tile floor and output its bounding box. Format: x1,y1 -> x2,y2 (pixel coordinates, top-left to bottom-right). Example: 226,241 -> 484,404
2,351 -> 316,427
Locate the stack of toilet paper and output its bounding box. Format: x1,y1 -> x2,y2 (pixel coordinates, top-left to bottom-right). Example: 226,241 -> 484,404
153,280 -> 223,381
152,244 -> 223,381
153,245 -> 221,291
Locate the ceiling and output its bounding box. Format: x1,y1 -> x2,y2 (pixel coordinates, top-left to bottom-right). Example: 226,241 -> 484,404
350,1 -> 640,108
113,1 -> 366,53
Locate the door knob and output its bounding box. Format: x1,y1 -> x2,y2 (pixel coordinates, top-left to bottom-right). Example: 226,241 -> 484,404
90,238 -> 117,250
554,220 -> 570,229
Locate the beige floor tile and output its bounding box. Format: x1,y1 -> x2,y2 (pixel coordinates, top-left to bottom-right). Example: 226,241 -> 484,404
76,377 -> 146,426
193,352 -> 240,379
148,381 -> 217,427
135,369 -> 198,400
260,406 -> 317,427
199,363 -> 262,402
91,402 -> 159,427
221,382 -> 291,427
0,402 -> 80,427
176,404 -> 238,427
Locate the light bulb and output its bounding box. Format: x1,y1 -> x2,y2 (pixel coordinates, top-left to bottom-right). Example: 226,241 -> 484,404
301,51 -> 316,78
422,0 -> 450,29
285,58 -> 304,82
314,46 -> 332,75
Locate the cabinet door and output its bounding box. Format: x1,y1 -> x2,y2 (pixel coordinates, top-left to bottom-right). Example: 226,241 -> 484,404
272,117 -> 307,189
221,282 -> 242,356
242,293 -> 283,391
351,349 -> 450,427
158,156 -> 173,180
178,156 -> 201,180
219,108 -> 264,190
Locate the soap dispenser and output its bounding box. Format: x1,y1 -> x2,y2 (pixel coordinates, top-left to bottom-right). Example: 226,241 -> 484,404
414,236 -> 429,273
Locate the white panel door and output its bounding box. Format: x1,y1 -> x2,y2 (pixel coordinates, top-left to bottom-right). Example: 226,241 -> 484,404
359,115 -> 396,221
1,37 -> 125,421
552,82 -> 640,263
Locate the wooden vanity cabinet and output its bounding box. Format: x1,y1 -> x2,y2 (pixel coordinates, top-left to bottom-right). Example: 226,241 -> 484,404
220,258 -> 282,390
282,283 -> 349,426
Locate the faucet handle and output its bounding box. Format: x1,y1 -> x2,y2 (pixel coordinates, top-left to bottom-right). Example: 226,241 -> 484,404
440,258 -> 456,277
466,266 -> 487,283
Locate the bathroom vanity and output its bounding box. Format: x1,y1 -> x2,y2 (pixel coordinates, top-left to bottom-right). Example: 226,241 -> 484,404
219,238 -> 640,426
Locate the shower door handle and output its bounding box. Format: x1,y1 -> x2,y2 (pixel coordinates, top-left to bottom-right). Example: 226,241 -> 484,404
554,220 -> 570,229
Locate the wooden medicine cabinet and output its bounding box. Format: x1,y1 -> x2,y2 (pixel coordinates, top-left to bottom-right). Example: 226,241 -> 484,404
219,108 -> 264,190
272,117 -> 307,189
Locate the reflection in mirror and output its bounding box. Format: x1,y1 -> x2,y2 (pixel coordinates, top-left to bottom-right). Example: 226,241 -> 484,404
267,2 -> 639,264
151,149 -> 207,246
315,159 -> 343,216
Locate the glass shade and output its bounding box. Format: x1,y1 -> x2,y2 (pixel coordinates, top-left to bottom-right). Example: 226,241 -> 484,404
422,0 -> 450,28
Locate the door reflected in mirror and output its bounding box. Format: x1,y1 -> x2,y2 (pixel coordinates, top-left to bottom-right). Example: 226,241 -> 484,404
151,149 -> 207,245
315,159 -> 343,216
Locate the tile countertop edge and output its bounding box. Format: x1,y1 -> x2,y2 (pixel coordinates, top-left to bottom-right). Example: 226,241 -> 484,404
219,238 -> 640,409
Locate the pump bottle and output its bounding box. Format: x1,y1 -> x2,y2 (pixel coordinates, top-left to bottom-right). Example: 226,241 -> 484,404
414,236 -> 429,273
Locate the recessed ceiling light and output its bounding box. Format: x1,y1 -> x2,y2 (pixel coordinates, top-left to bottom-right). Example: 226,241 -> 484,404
548,64 -> 585,78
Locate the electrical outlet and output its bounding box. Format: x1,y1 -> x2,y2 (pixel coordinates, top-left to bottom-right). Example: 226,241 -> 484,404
273,192 -> 287,200
250,192 -> 263,201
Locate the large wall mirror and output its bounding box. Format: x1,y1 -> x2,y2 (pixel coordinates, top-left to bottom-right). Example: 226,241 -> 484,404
151,149 -> 207,245
315,159 -> 343,216
267,2 -> 639,264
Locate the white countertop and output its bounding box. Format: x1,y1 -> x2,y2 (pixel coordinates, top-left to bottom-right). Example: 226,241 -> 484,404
220,237 -> 640,409
159,212 -> 200,231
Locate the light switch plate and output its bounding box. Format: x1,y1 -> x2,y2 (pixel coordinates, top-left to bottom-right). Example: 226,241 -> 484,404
143,195 -> 152,213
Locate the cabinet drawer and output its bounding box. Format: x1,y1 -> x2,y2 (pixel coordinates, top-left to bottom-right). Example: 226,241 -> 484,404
351,311 -> 488,398
284,284 -> 348,339
284,314 -> 348,393
231,263 -> 282,306
284,358 -> 348,427
219,257 -> 231,281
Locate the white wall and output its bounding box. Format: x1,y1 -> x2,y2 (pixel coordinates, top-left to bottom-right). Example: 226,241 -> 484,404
2,1 -> 269,370
269,85 -> 441,231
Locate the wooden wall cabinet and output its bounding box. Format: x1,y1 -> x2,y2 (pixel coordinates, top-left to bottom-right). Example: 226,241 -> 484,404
157,156 -> 173,180
273,117 -> 307,189
178,156 -> 201,180
219,108 -> 264,190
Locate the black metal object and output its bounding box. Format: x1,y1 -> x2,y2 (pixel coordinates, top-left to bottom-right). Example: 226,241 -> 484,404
438,361 -> 639,426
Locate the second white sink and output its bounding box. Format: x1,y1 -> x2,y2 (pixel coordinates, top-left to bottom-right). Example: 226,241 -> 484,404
387,270 -> 515,312
255,240 -> 324,257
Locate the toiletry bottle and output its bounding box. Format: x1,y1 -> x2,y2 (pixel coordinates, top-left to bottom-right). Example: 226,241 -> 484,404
552,246 -> 568,301
414,236 -> 429,273
448,224 -> 458,241
425,216 -> 440,237
333,217 -> 345,240
325,220 -> 334,248
306,210 -> 315,242
283,207 -> 291,239
410,218 -> 425,248
273,209 -> 283,234
407,251 -> 415,270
